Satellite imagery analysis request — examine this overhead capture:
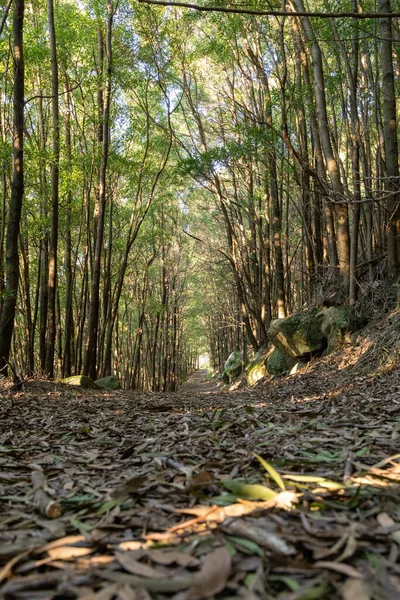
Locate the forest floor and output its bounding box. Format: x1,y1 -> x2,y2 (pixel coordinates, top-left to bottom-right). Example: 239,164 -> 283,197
1,314 -> 400,599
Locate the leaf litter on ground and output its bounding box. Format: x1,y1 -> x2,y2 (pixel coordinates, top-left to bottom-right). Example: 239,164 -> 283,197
0,339 -> 400,599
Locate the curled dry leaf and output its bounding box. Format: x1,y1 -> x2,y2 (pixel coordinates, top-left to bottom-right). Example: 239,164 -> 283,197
189,546 -> 231,598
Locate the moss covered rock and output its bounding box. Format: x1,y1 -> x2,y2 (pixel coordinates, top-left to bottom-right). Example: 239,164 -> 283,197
316,306 -> 350,353
222,350 -> 242,383
268,311 -> 326,359
245,347 -> 270,386
61,375 -> 100,389
267,348 -> 297,376
96,375 -> 121,390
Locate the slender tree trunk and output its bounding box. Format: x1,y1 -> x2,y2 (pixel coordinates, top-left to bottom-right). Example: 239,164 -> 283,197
84,0 -> 114,380
62,80 -> 73,377
379,0 -> 400,278
348,2 -> 361,305
44,0 -> 59,378
293,0 -> 350,283
19,233 -> 33,375
0,0 -> 24,376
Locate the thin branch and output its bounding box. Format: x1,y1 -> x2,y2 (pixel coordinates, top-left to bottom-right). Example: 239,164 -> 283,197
166,212 -> 206,244
0,0 -> 12,38
138,0 -> 400,19
24,79 -> 85,106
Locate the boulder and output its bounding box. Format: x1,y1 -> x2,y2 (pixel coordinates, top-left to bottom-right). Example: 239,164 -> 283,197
316,306 -> 350,353
267,348 -> 298,376
96,375 -> 121,390
246,347 -> 270,386
268,311 -> 326,359
61,375 -> 100,390
222,350 -> 242,383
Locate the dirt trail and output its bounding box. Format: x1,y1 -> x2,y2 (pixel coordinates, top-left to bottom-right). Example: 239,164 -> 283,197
178,369 -> 220,393
0,357 -> 399,598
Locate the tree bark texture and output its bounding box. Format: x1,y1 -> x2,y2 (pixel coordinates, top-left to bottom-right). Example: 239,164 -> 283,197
0,0 -> 24,376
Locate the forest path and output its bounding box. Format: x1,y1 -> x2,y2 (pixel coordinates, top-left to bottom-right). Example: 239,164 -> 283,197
1,362 -> 400,598
178,369 -> 220,393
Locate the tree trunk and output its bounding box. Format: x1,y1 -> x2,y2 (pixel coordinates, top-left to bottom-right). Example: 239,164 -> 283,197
84,0 -> 114,380
44,0 -> 59,378
62,80 -> 73,377
0,0 -> 24,376
379,0 -> 400,278
293,0 -> 350,283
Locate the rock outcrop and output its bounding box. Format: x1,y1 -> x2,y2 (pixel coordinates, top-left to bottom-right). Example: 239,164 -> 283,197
266,348 -> 298,376
245,347 -> 270,385
316,306 -> 350,354
268,310 -> 326,359
96,375 -> 121,390
61,375 -> 100,389
222,350 -> 242,383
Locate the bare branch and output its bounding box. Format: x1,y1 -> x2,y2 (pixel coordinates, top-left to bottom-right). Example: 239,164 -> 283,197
0,0 -> 12,38
138,0 -> 400,20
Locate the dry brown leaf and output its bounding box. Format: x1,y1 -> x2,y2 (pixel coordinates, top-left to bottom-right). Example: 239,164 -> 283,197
336,535 -> 358,562
47,546 -> 94,560
0,550 -> 31,584
189,546 -> 231,598
377,512 -> 400,545
115,551 -> 171,579
111,475 -> 147,499
224,517 -> 296,556
341,578 -> 372,600
117,542 -> 144,552
188,471 -> 214,489
38,535 -> 86,553
314,561 -> 364,579
119,585 -> 153,600
146,549 -> 200,567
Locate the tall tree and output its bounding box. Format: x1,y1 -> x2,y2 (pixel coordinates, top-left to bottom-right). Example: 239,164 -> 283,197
379,0 -> 400,278
292,0 -> 351,283
84,0 -> 115,380
44,0 -> 60,378
0,0 -> 24,376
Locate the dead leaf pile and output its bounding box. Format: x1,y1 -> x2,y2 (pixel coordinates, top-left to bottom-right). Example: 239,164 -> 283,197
0,356 -> 399,599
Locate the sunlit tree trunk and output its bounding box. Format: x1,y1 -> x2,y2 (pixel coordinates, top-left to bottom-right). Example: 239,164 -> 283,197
293,0 -> 350,283
379,0 -> 400,278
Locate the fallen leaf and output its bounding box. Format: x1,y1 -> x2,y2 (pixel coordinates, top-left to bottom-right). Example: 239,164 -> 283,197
146,549 -> 200,567
189,546 -> 231,598
314,561 -> 364,579
223,479 -> 277,501
47,546 -> 94,560
377,512 -> 400,545
115,551 -> 171,579
111,475 -> 147,499
341,578 -> 372,600
224,517 -> 296,556
253,453 -> 286,490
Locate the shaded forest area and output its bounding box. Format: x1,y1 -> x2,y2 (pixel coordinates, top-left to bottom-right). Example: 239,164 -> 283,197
0,0 -> 399,388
